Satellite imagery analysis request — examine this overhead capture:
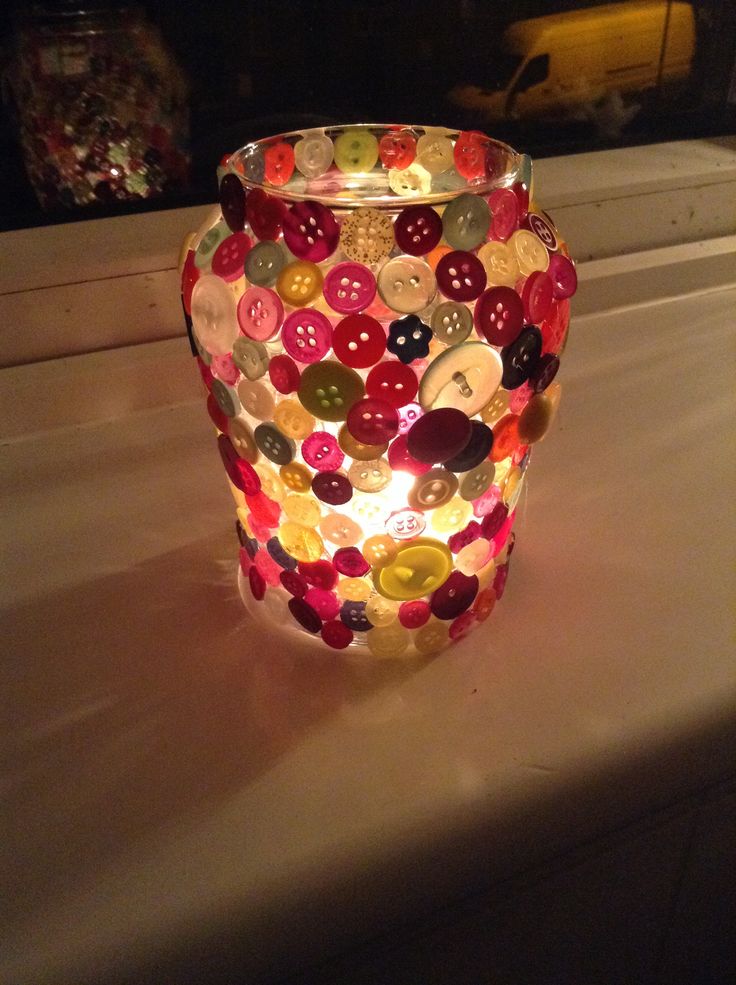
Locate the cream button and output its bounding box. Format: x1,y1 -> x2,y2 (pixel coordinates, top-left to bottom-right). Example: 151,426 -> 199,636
459,460 -> 495,501
191,274 -> 239,356
418,341 -> 502,417
509,228 -> 549,276
319,513 -> 363,547
237,380 -> 275,420
478,241 -> 520,288
377,256 -> 436,314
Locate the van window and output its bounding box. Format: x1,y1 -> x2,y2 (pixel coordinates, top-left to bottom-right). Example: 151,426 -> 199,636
514,54 -> 550,93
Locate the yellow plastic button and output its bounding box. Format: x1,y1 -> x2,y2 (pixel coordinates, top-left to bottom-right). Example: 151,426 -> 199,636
278,521 -> 324,562
480,388 -> 510,426
338,423 -> 389,462
509,228 -> 549,276
228,417 -> 259,463
478,241 -> 520,288
350,492 -> 391,530
237,379 -> 275,420
373,537 -> 453,601
348,457 -> 392,493
339,207 -> 394,265
367,623 -> 410,658
518,388 -> 560,444
254,462 -> 286,503
319,513 -> 362,547
502,466 -> 524,510
413,618 -> 450,654
418,341 -> 503,417
334,129 -> 379,173
365,594 -> 399,627
280,461 -> 313,492
408,468 -> 458,511
431,496 -> 472,534
388,161 -> 432,197
273,398 -> 316,440
336,577 -> 372,602
363,534 -> 398,568
276,260 -> 323,306
283,493 -> 322,527
456,537 -> 492,575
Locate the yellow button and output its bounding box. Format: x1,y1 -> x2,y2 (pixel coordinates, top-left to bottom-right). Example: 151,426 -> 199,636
373,537 -> 453,601
388,160 -> 432,197
273,398 -> 316,440
363,534 -> 398,568
456,537 -> 492,575
334,129 -> 379,173
276,260 -> 323,306
348,458 -> 392,493
278,521 -> 324,562
414,618 -> 450,654
319,513 -> 362,547
283,493 -> 322,527
336,577 -> 372,602
339,208 -> 394,265
280,461 -> 312,492
365,594 -> 399,627
408,468 -> 458,511
254,463 -> 286,503
367,624 -> 410,658
509,229 -> 549,276
502,466 -> 524,510
229,417 -> 259,463
478,241 -> 520,288
237,380 -> 275,420
518,387 -> 560,444
338,424 -> 389,462
351,492 -> 391,530
479,388 -> 510,426
431,496 -> 472,534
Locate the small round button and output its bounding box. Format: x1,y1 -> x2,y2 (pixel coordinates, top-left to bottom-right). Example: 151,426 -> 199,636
435,251 -> 487,302
541,298 -> 570,355
398,599 -> 431,629
229,417 -> 259,463
418,341 -> 503,417
304,587 -> 340,621
385,508 -> 427,541
264,141 -> 295,187
475,286 -> 524,346
195,220 -> 229,269
212,351 -> 240,385
449,610 -> 478,641
269,354 -> 301,394
219,173 -> 246,232
407,407 -> 472,464
207,392 -> 229,433
283,493 -> 322,527
273,398 -> 315,440
442,193 -> 491,251
323,262 -> 377,314
379,129 -> 417,170
459,460 -> 495,501
333,314 -> 386,369
430,570 -> 479,620
334,129 -> 379,173
336,577 -> 372,602
479,388 -> 510,425
232,338 -> 269,380
490,416 -> 521,463
478,241 -> 520,288
294,131 -> 334,178
518,391 -> 558,444
288,596 -> 322,633
249,566 -> 266,601
414,619 -> 450,654
365,361 -> 418,408
386,316 -> 432,364
547,253 -> 577,299
255,463 -> 286,503
351,492 -> 391,528
237,286 -> 283,341
237,380 -> 275,420
320,513 -> 362,547
509,229 -> 549,276
398,402 -> 423,434
276,261 -> 323,307
312,471 -> 353,506
333,546 -> 370,577
443,420 -> 494,471
522,270 -> 553,324
281,568 -> 308,597
388,160 -> 432,197
255,423 -> 295,465
191,274 -> 239,356
416,131 -> 453,174
430,301 -> 473,346
373,537 -> 453,601
531,353 -> 560,393
218,434 -> 261,494
363,534 -> 398,568
280,462 -> 313,492
394,205 -> 443,256
321,620 -> 353,649
453,130 -> 488,181
366,624 -> 410,658
337,423 -> 388,462
298,361 -> 365,421
502,326 -> 543,390
407,468 -> 458,511
281,309 -> 333,364
247,490 -> 282,528
244,241 -> 286,287
473,586 -> 496,622
377,256 -> 436,314
212,232 -> 252,282
278,522 -> 324,563
211,379 -> 240,417
487,188 -> 519,241
348,457 -> 392,493
302,431 -> 344,471
365,594 -> 399,627
267,537 -> 298,570
339,207 -> 394,265
346,398 -> 399,446
448,520 -> 482,554
283,200 -> 340,263
240,144 -> 266,183
340,599 -> 371,632
246,188 -> 287,241
387,434 -> 431,476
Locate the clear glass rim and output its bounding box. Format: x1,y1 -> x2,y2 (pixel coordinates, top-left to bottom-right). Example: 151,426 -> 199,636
226,123 -> 523,210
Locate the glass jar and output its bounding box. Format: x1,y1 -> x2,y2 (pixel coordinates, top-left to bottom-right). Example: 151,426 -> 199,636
181,124 -> 576,658
8,2 -> 190,211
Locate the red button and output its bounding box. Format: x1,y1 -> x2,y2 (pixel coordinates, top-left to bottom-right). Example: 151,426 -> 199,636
304,587 -> 340,620
547,253 -> 577,299
245,490 -> 281,527
540,298 -> 570,354
490,416 -> 521,462
217,435 -> 261,494
430,571 -> 479,620
487,188 -> 519,242
246,188 -> 287,241
449,610 -> 477,641
387,434 -> 432,476
346,397 -> 399,445
264,141 -> 295,186
398,599 -> 431,629
474,286 -> 524,346
365,361 -> 418,408
211,232 -> 252,282
283,200 -> 340,263
453,130 -> 487,181
181,249 -> 199,315
249,565 -> 266,601
379,129 -> 417,170
522,270 -> 553,324
299,559 -> 338,590
333,546 -> 370,577
332,314 -> 386,369
321,619 -> 353,649
394,205 -> 443,256
436,251 -> 487,302
269,354 -> 301,394
281,569 -> 307,597
407,407 -> 472,463
323,262 -> 377,314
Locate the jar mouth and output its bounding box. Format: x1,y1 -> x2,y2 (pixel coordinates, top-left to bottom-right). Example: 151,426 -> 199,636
226,124 -> 524,210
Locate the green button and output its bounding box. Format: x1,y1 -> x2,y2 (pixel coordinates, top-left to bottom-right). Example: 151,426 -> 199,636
195,220 -> 229,269
334,129 -> 379,174
232,338 -> 269,380
298,360 -> 365,422
244,241 -> 286,287
442,193 -> 491,251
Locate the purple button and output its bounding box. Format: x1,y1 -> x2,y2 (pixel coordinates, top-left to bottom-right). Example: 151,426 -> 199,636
219,173 -> 246,232
312,471 -> 353,506
283,200 -> 340,263
346,397 -> 399,446
531,353 -> 560,393
280,569 -> 307,597
288,596 -> 322,633
394,205 -> 443,256
443,420 -> 494,471
323,262 -> 377,314
475,286 -> 524,347
333,546 -> 370,577
407,408 -> 472,464
547,253 -> 578,300
281,309 -> 333,363
302,431 -> 344,472
435,251 -> 487,302
430,571 -> 479,620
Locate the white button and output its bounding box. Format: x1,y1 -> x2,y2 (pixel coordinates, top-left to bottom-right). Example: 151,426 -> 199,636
418,341 -> 503,417
509,229 -> 549,276
416,131 -> 454,174
377,255 -> 436,314
191,274 -> 239,356
456,538 -> 492,575
294,131 -> 334,178
478,241 -> 520,288
389,161 -> 432,197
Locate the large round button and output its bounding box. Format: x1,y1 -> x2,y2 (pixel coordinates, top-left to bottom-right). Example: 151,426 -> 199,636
212,232 -> 252,282
264,141 -> 295,187
332,314 -> 386,369
229,417 -> 259,463
416,131 -> 453,174
302,431 -> 344,471
273,398 -> 315,440
522,270 -> 553,324
478,241 -> 519,288
232,338 -> 269,380
283,493 -> 322,527
373,537 -> 453,601
407,407 -> 471,464
444,420 -> 494,471
348,457 -> 392,493
386,315 -> 432,364
244,241 -> 286,287
547,253 -> 577,299
510,228 -> 549,276
435,251 -> 487,302
281,568 -> 307,597
442,193 -> 491,251
408,468 -> 458,511
379,129 -> 417,170
218,434 -> 261,494
377,256 -> 436,314
430,301 -> 473,346
237,286 -> 283,341
502,326 -> 543,390
430,570 -> 479,620
280,461 -> 313,492
191,274 -> 239,356
219,173 -> 246,232
283,200 -> 340,263
394,205 -> 443,256
418,341 -> 503,417
346,398 -> 399,446
475,286 -> 524,346
298,361 -> 365,421
320,513 -> 362,547
365,361 -> 418,408
323,262 -> 377,314
255,423 -> 295,465
276,261 -> 323,307
246,188 -> 287,241
278,522 -> 324,563
487,188 -> 519,241
294,131 -> 334,178
337,423 -> 388,462
269,354 -> 301,394
339,207 -> 394,265
459,460 -> 495,501
281,309 -> 333,364
334,129 -> 379,173
237,380 -> 275,420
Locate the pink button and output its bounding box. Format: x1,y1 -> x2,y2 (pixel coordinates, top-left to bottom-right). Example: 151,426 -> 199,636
365,361 -> 418,408
387,434 -> 432,476
237,286 -> 284,341
211,352 -> 239,385
547,253 -> 577,299
398,402 -> 424,434
321,619 -> 353,649
487,188 -> 518,241
269,353 -> 301,393
346,397 -> 399,445
281,309 -> 333,363
332,314 -> 386,369
448,521 -> 482,553
301,431 -> 344,471
304,587 -> 340,620
323,262 -> 377,314
522,270 -> 553,324
449,610 -> 477,641
283,200 -> 340,263
211,232 -> 252,281
333,547 -> 370,577
254,549 -> 281,586
299,559 -> 338,590
394,205 -> 443,256
436,250 -> 487,302
474,286 -> 524,346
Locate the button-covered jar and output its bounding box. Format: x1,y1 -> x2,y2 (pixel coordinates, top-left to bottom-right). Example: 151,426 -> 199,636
181,125 -> 576,657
